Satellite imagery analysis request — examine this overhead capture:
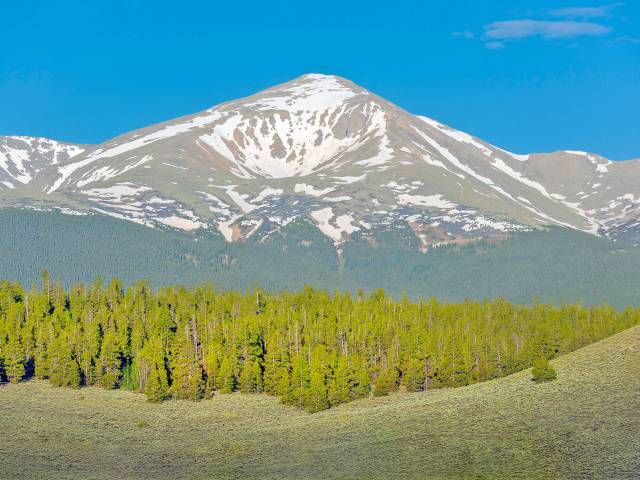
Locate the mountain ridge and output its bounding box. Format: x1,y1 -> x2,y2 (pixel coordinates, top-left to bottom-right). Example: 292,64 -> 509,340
2,74 -> 640,248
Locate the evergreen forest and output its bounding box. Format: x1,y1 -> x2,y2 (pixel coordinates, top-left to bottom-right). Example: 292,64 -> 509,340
4,209 -> 640,307
1,275 -> 638,412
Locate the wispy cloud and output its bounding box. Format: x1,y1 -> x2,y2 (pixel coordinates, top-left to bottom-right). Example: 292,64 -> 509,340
452,30 -> 475,39
452,5 -> 621,50
549,3 -> 622,19
611,35 -> 640,44
485,20 -> 612,41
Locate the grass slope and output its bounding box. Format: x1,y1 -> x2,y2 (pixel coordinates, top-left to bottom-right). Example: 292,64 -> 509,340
3,208 -> 640,305
1,326 -> 639,479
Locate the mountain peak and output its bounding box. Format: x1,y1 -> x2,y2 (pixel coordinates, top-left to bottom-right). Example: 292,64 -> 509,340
298,72 -> 339,80
20,75 -> 640,249
235,73 -> 369,113
0,136 -> 84,189
295,73 -> 359,87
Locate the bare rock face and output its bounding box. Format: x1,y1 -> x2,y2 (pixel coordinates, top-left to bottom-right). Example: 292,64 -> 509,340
2,74 -> 640,248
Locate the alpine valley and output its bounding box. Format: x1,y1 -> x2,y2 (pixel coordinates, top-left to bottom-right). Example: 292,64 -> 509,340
2,74 -> 640,304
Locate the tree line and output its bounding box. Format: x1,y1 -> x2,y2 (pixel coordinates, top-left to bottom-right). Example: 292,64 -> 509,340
0,274 -> 638,412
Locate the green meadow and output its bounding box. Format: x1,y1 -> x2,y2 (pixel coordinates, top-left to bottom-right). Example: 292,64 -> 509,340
1,326 -> 638,479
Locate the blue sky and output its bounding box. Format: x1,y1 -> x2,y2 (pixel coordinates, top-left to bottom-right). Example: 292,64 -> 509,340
1,1 -> 638,159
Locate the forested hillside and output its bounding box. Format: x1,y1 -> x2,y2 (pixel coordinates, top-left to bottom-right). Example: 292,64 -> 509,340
3,209 -> 640,306
0,279 -> 638,412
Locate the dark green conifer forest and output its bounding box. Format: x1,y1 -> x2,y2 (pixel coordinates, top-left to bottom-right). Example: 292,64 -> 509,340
5,209 -> 640,307
1,275 -> 638,412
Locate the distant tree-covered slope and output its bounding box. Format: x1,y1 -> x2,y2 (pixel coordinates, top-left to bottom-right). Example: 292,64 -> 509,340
1,209 -> 640,306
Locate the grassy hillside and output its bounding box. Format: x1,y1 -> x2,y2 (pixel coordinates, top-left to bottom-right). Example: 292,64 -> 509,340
1,326 -> 638,479
3,208 -> 640,306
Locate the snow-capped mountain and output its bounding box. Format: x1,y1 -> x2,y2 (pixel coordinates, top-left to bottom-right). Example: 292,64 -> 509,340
0,136 -> 84,190
3,74 -> 640,249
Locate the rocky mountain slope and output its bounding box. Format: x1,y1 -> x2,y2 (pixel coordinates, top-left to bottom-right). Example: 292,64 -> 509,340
3,74 -> 640,250
0,136 -> 84,190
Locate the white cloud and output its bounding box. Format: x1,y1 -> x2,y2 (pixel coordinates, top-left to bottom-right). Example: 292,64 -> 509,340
485,20 -> 612,41
549,4 -> 621,19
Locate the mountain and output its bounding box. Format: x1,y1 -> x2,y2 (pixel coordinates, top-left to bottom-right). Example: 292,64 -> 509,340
0,136 -> 84,190
1,74 -> 640,303
3,73 -> 640,249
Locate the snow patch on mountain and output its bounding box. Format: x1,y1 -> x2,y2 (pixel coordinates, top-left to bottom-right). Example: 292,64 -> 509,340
311,207 -> 359,243
294,183 -> 336,197
81,183 -> 152,201
76,155 -> 154,188
333,174 -> 367,184
200,100 -> 388,178
325,195 -> 352,202
217,185 -> 256,213
0,137 -> 84,185
254,187 -> 284,202
420,116 -> 494,158
490,157 -> 555,200
398,193 -> 456,209
244,74 -> 358,112
157,215 -> 202,231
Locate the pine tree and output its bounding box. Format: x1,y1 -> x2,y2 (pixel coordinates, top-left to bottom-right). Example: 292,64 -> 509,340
34,326 -> 51,379
4,335 -> 25,383
79,347 -> 97,386
263,344 -> 285,394
169,329 -> 204,400
304,363 -> 329,413
328,357 -> 352,406
403,358 -> 426,392
79,309 -> 100,386
373,367 -> 398,397
49,337 -> 81,389
47,340 -> 62,386
274,364 -> 292,401
351,358 -> 371,399
288,354 -> 310,407
120,362 -> 140,391
441,345 -> 469,388
32,326 -> 48,380
98,330 -> 122,389
145,344 -> 169,402
203,348 -> 220,398
252,360 -> 263,393
216,354 -> 236,394
531,357 -> 557,383
240,358 -> 263,393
